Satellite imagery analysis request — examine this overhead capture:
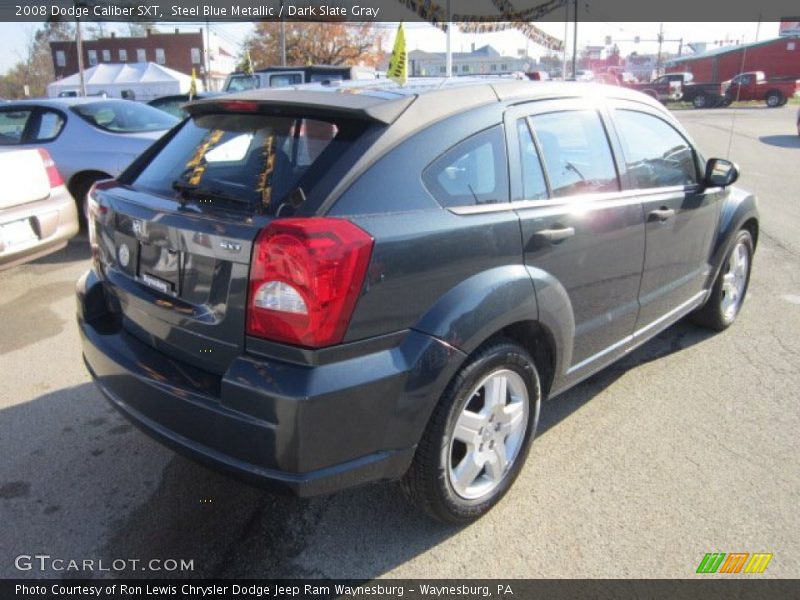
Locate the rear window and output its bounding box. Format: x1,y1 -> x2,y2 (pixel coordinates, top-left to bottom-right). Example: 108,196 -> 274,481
148,98 -> 188,120
269,73 -> 302,87
0,110 -> 32,145
132,112 -> 368,214
71,100 -> 177,133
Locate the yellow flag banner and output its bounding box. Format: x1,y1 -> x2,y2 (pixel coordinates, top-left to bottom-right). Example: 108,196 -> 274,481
189,68 -> 198,100
388,22 -> 408,86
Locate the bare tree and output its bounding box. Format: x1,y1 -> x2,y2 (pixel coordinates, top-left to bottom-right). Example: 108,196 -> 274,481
0,23 -> 73,98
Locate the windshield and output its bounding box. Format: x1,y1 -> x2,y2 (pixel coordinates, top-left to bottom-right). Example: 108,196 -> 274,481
226,75 -> 259,92
72,100 -> 178,133
132,112 -> 370,214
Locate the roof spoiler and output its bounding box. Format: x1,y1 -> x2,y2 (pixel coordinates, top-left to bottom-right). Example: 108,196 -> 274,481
185,90 -> 415,125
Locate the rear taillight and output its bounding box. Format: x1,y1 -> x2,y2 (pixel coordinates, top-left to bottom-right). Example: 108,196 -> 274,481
36,148 -> 63,188
86,184 -> 107,260
247,218 -> 374,348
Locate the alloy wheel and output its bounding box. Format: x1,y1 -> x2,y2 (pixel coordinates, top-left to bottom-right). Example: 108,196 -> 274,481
448,369 -> 529,500
720,241 -> 749,321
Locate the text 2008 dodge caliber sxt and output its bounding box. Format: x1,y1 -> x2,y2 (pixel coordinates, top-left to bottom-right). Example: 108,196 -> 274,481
78,79 -> 757,523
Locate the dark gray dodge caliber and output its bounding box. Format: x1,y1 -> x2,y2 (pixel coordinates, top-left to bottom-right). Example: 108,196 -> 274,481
77,79 -> 758,523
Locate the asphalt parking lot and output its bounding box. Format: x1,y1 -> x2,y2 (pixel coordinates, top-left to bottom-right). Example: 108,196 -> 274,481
1,104 -> 798,579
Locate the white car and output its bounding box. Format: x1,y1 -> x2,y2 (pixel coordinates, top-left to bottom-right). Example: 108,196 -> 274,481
0,148 -> 78,269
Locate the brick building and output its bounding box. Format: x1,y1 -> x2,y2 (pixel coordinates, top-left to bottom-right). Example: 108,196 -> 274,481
50,29 -> 236,91
665,36 -> 800,83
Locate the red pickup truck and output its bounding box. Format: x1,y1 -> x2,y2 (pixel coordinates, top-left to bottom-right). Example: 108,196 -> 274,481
722,71 -> 800,107
622,72 -> 693,102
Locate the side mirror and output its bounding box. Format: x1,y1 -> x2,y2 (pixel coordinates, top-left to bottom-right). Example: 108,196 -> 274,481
704,158 -> 739,187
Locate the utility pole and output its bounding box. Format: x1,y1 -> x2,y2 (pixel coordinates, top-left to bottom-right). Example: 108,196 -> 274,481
279,0 -> 287,66
446,0 -> 452,77
562,0 -> 568,79
205,18 -> 211,91
76,18 -> 86,97
656,22 -> 664,75
571,0 -> 578,79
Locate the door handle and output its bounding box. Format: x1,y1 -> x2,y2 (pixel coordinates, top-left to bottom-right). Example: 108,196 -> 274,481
648,207 -> 676,222
534,226 -> 576,243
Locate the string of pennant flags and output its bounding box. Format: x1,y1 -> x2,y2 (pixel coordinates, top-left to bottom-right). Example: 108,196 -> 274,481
396,0 -> 566,51
458,21 -> 564,51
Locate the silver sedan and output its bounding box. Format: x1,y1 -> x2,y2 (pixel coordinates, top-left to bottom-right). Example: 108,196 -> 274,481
0,98 -> 178,219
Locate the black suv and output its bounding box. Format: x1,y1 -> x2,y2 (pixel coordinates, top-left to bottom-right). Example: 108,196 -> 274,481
78,80 -> 758,523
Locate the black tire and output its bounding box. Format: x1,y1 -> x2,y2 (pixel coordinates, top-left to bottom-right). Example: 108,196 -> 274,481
401,340 -> 541,524
692,94 -> 709,109
71,173 -> 108,228
765,91 -> 783,108
691,229 -> 754,331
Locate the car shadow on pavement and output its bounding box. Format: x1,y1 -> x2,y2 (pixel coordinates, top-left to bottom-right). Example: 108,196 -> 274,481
758,135 -> 800,149
0,382 -> 460,580
0,321 -> 714,580
30,236 -> 91,266
537,319 -> 715,438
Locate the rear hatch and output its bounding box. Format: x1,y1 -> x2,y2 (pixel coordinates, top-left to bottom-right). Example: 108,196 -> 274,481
90,100 -> 386,374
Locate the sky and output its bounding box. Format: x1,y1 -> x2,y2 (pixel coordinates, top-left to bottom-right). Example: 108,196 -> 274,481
0,20 -> 782,75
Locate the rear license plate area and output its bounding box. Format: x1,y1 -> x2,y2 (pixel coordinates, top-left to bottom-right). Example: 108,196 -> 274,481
138,242 -> 181,296
0,218 -> 38,249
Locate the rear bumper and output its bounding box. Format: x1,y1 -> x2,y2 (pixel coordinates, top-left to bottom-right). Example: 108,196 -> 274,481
77,269 -> 464,496
0,186 -> 79,270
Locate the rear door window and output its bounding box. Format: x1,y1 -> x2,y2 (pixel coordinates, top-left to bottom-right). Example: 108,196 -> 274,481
132,113 -> 366,214
530,110 -> 619,197
0,109 -> 33,145
516,119 -> 548,200
613,109 -> 698,189
422,125 -> 509,208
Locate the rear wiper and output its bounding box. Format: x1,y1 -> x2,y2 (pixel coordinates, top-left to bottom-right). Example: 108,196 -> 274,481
171,180 -> 246,205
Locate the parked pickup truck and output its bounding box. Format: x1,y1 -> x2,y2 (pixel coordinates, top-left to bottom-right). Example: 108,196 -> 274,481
224,65 -> 376,93
623,72 -> 693,102
680,81 -> 730,108
684,71 -> 800,108
722,71 -> 800,107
